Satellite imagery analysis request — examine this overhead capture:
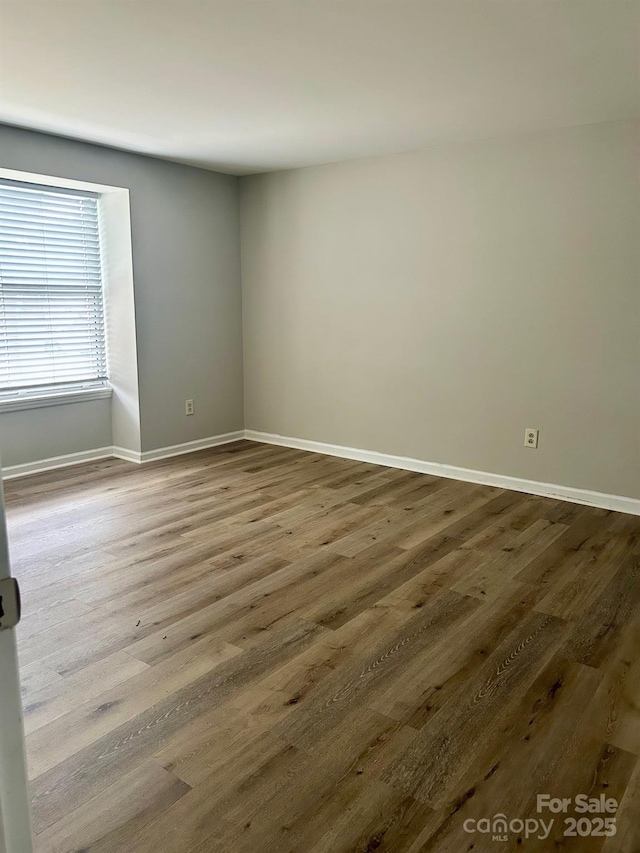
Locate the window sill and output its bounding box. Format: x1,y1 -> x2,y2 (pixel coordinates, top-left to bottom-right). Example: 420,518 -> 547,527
0,386 -> 112,414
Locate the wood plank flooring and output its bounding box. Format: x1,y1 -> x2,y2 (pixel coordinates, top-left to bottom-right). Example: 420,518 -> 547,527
4,440 -> 640,852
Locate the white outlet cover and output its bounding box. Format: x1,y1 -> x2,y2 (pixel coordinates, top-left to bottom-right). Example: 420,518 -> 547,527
524,428 -> 539,448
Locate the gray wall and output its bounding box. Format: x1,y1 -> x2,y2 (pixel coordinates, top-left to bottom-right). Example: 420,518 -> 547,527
0,400 -> 113,465
0,124 -> 243,463
241,120 -> 640,499
3,120 -> 637,499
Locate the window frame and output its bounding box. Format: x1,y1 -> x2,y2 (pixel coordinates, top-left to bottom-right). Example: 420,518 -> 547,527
0,175 -> 113,413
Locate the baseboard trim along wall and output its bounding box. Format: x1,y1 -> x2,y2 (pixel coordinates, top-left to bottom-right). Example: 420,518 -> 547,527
113,431 -> 246,464
1,447 -> 115,480
4,428 -> 638,516
1,431 -> 244,479
244,429 -> 640,517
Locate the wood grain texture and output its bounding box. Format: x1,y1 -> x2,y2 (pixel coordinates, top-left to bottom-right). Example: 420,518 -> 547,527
4,440 -> 639,852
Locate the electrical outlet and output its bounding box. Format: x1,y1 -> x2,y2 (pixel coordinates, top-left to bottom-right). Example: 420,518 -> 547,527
524,428 -> 538,448
185,399 -> 194,416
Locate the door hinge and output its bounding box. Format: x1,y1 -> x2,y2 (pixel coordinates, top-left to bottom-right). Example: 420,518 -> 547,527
0,577 -> 21,630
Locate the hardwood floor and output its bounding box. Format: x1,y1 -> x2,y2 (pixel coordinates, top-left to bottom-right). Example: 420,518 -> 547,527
4,440 -> 640,852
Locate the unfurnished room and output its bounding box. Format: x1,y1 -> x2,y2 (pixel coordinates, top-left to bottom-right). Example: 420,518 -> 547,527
0,2 -> 638,851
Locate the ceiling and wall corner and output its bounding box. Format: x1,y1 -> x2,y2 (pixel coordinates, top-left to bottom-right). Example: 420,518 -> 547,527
0,1 -> 637,174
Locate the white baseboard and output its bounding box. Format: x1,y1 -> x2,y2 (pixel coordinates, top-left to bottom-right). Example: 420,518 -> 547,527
1,447 -> 114,480
111,445 -> 142,464
3,431 -> 245,479
244,429 -> 640,516
137,431 -> 245,463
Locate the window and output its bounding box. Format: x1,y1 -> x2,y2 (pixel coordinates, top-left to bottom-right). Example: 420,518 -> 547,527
0,181 -> 108,402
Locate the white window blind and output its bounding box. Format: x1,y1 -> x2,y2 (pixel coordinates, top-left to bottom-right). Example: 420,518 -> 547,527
0,181 -> 107,397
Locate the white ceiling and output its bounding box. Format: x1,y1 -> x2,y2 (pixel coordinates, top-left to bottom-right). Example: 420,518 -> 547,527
0,1 -> 638,175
